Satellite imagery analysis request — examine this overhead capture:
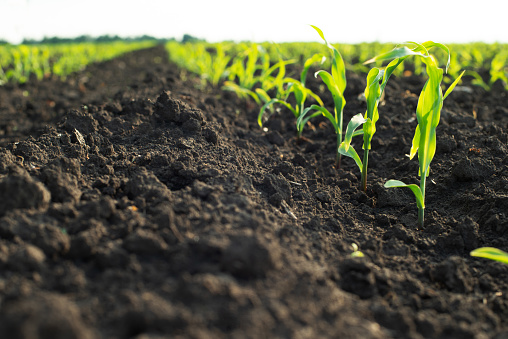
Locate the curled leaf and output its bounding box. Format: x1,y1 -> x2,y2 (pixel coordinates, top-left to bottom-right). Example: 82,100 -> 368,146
384,180 -> 424,209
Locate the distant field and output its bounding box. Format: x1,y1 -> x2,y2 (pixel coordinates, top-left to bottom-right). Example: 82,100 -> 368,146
0,41 -> 156,84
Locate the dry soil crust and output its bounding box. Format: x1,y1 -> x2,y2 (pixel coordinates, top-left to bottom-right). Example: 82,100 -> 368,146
0,45 -> 507,339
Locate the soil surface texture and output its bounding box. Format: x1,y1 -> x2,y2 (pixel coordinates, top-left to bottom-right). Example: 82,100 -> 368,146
0,44 -> 507,339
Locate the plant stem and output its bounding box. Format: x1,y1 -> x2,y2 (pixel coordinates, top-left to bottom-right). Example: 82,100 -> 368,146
361,149 -> 369,192
335,133 -> 342,169
418,207 -> 425,228
335,154 -> 341,169
418,174 -> 427,228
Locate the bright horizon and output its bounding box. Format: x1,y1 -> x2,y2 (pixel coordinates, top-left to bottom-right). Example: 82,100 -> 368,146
2,0 -> 507,45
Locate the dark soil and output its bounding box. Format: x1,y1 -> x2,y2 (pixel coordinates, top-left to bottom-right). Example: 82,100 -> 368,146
0,44 -> 507,339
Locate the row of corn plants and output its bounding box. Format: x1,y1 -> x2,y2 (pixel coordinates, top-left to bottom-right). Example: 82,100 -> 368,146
166,27 -> 507,266
0,40 -> 156,85
166,40 -> 508,92
276,41 -> 508,90
168,26 -> 466,227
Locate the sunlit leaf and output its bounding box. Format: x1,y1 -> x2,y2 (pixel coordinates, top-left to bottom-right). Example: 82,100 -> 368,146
384,180 -> 424,209
471,247 -> 508,265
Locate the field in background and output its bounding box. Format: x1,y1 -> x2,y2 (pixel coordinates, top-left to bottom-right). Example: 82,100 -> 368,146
1,40 -> 506,91
0,41 -> 156,84
165,40 -> 508,91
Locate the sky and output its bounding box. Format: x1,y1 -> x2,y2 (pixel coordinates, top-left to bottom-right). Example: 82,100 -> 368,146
2,0 -> 507,44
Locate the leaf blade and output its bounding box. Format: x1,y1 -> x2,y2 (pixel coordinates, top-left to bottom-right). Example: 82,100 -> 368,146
258,98 -> 295,127
443,70 -> 466,100
364,47 -> 425,65
471,247 -> 508,265
384,180 -> 424,209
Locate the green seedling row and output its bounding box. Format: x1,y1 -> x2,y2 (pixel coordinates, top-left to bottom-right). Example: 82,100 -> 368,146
165,27 -> 507,260
165,40 -> 507,91
2,32 -> 505,262
0,41 -> 156,85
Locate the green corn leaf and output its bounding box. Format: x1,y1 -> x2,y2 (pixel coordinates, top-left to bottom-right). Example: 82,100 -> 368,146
362,58 -> 406,151
421,41 -> 451,73
471,247 -> 508,265
283,77 -> 300,84
258,98 -> 295,127
380,58 -> 406,93
443,70 -> 466,100
363,68 -> 383,150
363,118 -> 377,151
409,125 -> 421,160
263,59 -> 296,88
341,113 -> 367,152
405,41 -> 430,56
310,25 -> 331,49
245,44 -> 259,88
414,63 -> 444,177
466,70 -> 490,91
338,113 -> 367,172
304,87 -> 324,106
297,105 -> 337,135
292,81 -> 307,115
315,70 -> 346,120
311,25 -> 346,94
255,88 -> 271,104
264,58 -> 283,80
223,81 -> 261,105
384,180 -> 424,209
228,58 -> 246,85
364,46 -> 425,65
338,143 -> 363,173
331,49 -> 347,94
301,53 -> 326,86
281,80 -> 297,101
352,130 -> 364,137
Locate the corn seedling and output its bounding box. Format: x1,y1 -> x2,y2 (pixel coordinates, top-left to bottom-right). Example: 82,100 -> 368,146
471,247 -> 508,265
201,44 -> 232,87
223,43 -> 296,105
166,42 -> 232,87
490,50 -> 508,90
258,43 -> 299,100
297,25 -> 349,168
368,41 -> 464,227
464,70 -> 490,91
226,43 -> 262,90
165,40 -> 507,95
338,58 -> 404,191
257,53 -> 325,136
350,243 -> 365,258
223,58 -> 295,106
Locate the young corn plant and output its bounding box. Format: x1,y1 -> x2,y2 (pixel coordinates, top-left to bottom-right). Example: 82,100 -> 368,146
224,57 -> 295,106
297,25 -> 349,168
368,41 -> 464,227
490,50 -> 508,90
166,42 -> 231,87
257,53 -> 326,136
223,43 -> 295,105
338,58 -> 404,191
223,43 -> 264,103
200,44 -> 232,87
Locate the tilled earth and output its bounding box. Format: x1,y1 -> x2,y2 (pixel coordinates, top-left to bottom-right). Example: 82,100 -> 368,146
0,44 -> 507,339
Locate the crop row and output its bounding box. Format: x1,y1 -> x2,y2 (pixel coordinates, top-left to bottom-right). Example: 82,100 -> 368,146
0,41 -> 156,85
166,39 -> 507,92
166,27 -> 507,265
